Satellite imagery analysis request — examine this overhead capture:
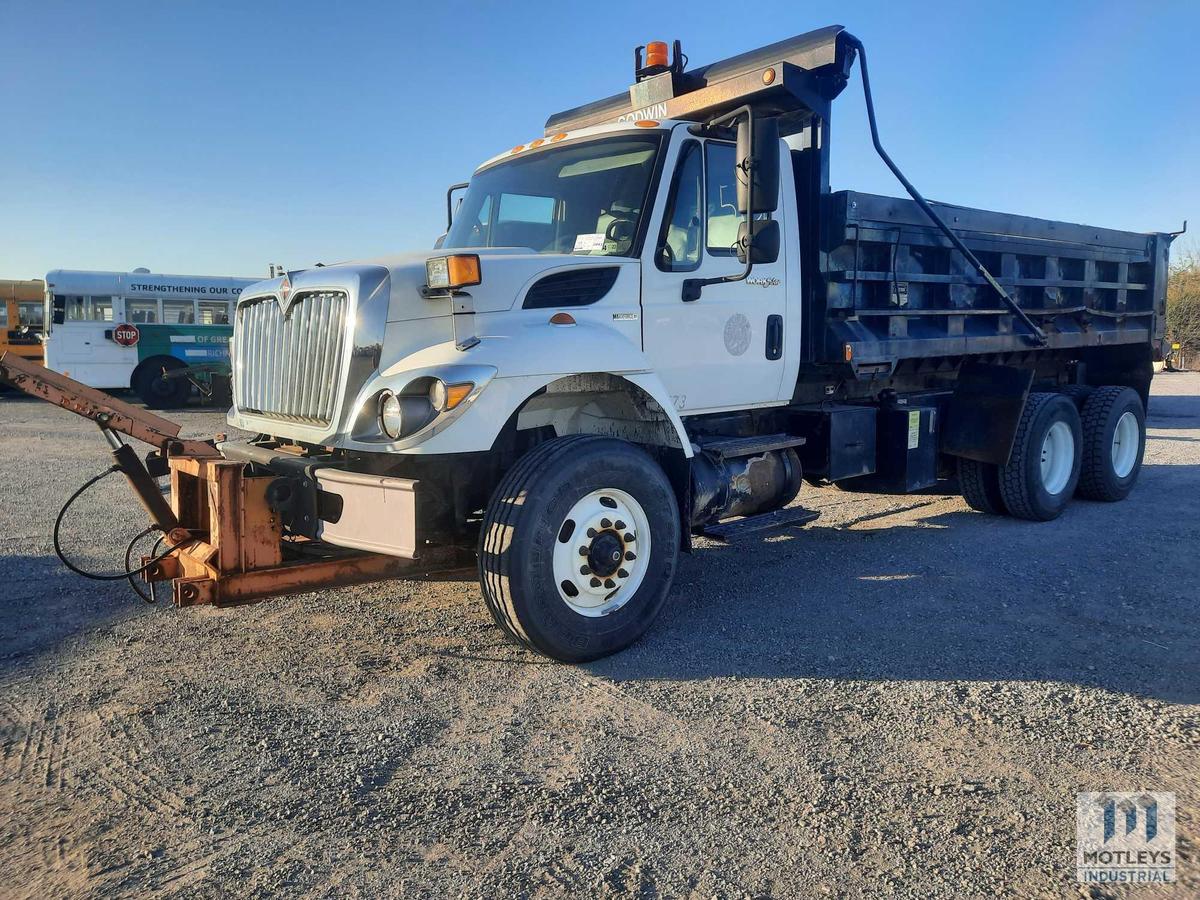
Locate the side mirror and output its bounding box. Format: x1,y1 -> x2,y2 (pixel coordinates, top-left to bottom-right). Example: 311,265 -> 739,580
735,219 -> 780,264
735,117 -> 780,214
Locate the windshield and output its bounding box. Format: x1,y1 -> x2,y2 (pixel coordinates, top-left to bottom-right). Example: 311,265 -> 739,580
445,134 -> 663,257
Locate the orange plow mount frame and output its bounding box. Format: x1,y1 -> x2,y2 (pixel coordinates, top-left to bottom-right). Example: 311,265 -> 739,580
1,353 -> 471,608
150,454 -> 469,607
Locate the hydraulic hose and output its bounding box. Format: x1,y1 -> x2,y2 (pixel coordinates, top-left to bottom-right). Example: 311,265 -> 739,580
53,466 -> 189,604
843,34 -> 1047,346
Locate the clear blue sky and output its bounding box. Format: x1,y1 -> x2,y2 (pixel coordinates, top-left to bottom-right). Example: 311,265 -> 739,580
1,0 -> 1196,280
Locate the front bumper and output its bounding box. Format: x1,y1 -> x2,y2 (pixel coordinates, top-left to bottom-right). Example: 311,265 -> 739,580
315,468 -> 420,559
218,441 -> 423,560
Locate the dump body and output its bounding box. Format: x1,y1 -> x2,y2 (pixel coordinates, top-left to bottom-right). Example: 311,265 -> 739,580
811,191 -> 1168,371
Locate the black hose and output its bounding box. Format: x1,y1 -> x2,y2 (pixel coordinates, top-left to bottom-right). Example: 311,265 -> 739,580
53,466 -> 189,602
843,34 -> 1047,346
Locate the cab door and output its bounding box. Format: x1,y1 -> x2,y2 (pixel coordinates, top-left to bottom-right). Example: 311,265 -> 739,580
640,135 -> 789,415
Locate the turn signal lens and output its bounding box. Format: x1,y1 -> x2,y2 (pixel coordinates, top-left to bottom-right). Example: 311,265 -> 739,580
549,312 -> 576,326
645,41 -> 669,69
428,379 -> 474,412
426,254 -> 481,290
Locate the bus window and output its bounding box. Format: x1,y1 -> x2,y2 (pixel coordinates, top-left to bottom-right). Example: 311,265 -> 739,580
18,302 -> 43,329
0,304 -> 7,327
163,300 -> 196,323
62,295 -> 88,321
198,301 -> 230,325
127,300 -> 159,323
92,296 -> 114,321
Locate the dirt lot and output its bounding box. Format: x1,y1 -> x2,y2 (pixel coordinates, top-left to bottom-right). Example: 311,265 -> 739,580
1,375 -> 1197,899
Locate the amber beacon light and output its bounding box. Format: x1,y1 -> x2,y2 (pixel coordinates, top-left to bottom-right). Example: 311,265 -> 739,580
644,41 -> 669,69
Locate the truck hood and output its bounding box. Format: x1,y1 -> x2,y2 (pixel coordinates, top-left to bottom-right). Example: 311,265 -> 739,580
359,248 -> 634,322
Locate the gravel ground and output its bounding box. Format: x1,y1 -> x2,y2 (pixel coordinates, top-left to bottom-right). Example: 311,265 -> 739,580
1,374 -> 1197,899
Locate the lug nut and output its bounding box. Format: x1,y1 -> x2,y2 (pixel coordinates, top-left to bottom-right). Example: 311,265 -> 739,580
590,577 -> 602,588
579,565 -> 590,576
625,551 -> 637,561
578,546 -> 589,556
623,533 -> 634,543
617,568 -> 629,579
604,578 -> 615,589
614,520 -> 626,531
586,527 -> 597,538
600,518 -> 612,529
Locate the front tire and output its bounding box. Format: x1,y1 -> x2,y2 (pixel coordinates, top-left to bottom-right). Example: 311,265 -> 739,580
1077,386 -> 1145,501
998,392 -> 1082,521
478,435 -> 681,662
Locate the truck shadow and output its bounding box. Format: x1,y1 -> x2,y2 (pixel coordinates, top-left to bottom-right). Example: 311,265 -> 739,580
0,554 -> 147,677
590,464 -> 1200,705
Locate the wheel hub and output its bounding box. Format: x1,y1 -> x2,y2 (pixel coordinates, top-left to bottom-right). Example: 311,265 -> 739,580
586,531 -> 624,578
552,488 -> 651,617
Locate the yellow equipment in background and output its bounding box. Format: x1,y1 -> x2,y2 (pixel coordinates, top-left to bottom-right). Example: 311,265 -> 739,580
0,279 -> 45,365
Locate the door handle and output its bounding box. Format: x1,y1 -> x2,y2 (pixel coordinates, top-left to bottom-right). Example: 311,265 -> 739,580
766,314 -> 783,360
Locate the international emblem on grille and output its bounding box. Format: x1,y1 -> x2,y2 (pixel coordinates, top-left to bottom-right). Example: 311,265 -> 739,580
278,272 -> 293,311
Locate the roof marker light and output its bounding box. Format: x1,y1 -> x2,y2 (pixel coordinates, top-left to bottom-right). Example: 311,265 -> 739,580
550,133 -> 568,142
634,120 -> 659,128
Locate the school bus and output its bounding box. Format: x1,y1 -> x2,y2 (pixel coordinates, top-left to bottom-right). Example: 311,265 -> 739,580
0,279 -> 45,364
43,269 -> 258,407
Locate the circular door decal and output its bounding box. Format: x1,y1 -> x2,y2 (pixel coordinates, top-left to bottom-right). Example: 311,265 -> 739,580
113,323 -> 140,347
723,313 -> 751,356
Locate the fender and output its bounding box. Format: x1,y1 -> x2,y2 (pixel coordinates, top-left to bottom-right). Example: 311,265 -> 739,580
349,319 -> 693,457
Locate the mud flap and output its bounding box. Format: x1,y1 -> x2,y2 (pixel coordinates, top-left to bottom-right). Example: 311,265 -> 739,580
942,361 -> 1034,466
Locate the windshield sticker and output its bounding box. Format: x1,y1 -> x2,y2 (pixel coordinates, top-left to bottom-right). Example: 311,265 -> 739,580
572,233 -> 606,253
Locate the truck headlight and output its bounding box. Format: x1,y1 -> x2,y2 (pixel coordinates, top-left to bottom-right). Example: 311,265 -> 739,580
379,392 -> 404,438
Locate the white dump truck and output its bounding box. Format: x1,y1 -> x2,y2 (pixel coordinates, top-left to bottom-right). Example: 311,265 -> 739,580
7,27 -> 1172,662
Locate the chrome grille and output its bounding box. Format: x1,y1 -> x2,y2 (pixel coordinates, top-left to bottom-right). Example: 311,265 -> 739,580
233,290 -> 348,426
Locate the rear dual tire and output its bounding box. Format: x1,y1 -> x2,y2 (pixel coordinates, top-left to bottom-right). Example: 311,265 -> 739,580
1077,386 -> 1145,502
959,387 -> 1146,520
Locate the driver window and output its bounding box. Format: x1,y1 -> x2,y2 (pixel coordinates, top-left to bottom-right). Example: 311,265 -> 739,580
656,141 -> 702,272
705,142 -> 740,255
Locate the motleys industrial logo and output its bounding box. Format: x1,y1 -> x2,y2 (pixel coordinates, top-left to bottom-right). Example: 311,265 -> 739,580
1077,792 -> 1175,884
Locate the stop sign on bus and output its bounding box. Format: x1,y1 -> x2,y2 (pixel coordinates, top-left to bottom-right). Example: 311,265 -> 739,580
113,323 -> 140,347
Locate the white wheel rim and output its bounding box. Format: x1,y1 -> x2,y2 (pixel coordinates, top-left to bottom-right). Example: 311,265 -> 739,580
1111,411 -> 1140,478
551,488 -> 652,618
1039,420 -> 1075,496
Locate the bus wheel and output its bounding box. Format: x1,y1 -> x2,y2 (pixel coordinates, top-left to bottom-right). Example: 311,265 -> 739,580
134,358 -> 191,409
208,374 -> 233,408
